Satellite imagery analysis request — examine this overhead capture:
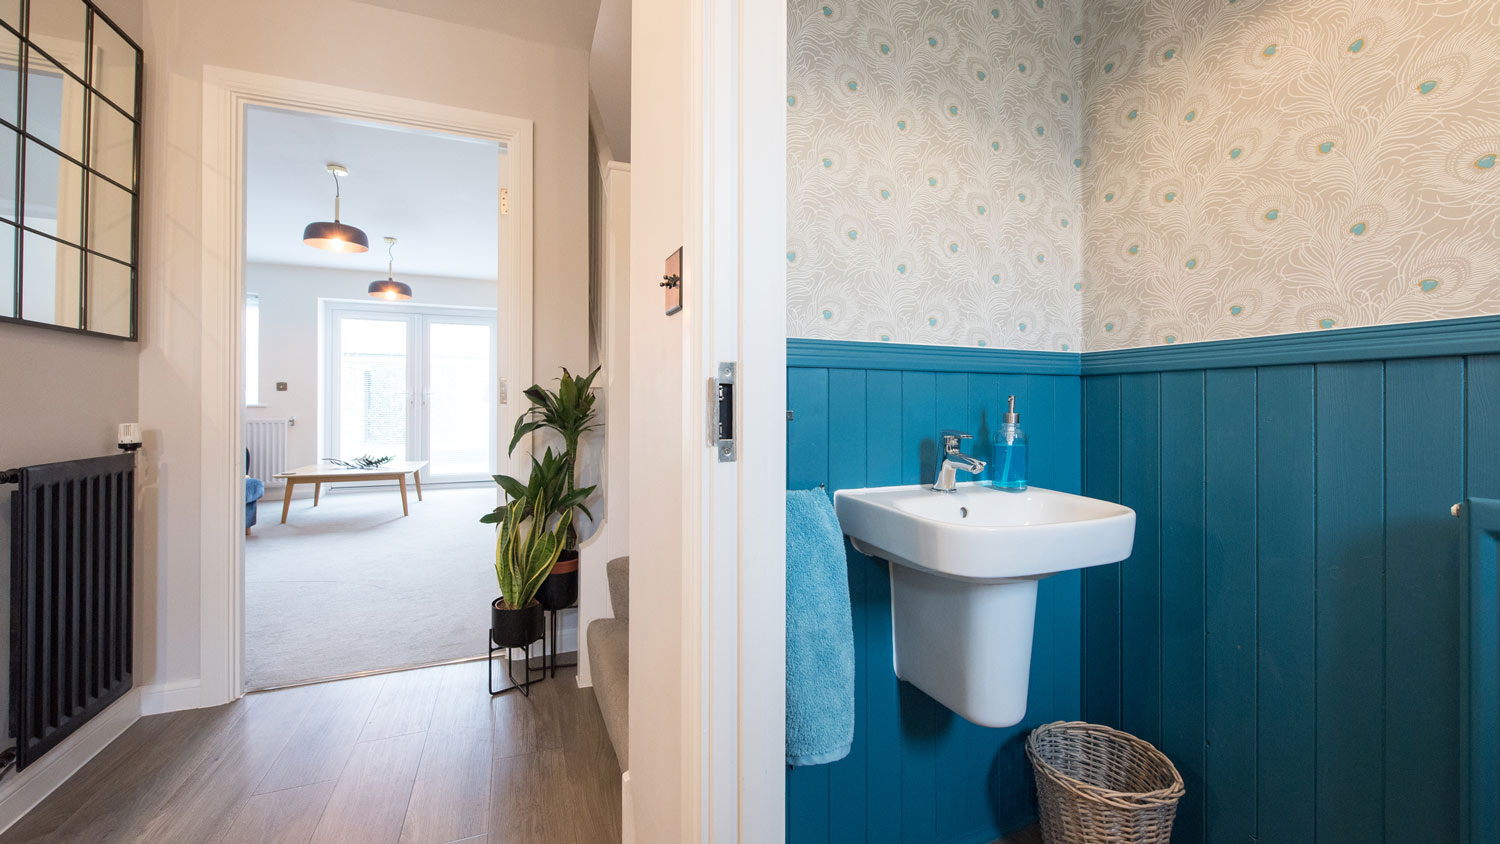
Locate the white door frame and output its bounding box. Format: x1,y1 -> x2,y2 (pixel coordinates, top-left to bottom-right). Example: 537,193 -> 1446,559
690,0 -> 787,839
321,300 -> 499,484
198,66 -> 534,706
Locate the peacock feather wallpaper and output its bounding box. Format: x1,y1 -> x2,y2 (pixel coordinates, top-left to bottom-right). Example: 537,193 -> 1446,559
788,0 -> 1500,351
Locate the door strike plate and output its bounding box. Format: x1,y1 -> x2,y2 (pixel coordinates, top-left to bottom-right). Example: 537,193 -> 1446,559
714,362 -> 735,462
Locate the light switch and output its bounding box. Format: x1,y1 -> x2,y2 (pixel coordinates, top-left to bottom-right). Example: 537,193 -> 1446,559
276,382 -> 288,392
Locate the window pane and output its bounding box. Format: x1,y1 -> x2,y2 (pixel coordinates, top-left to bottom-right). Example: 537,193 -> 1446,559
338,317 -> 408,462
0,220 -> 13,317
0,0 -> 18,32
24,48 -> 84,159
0,28 -> 20,126
86,171 -> 130,259
24,138 -> 82,243
0,124 -> 15,221
85,253 -> 129,335
89,15 -> 136,114
427,321 -> 493,477
245,295 -> 260,405
27,1 -> 86,79
88,94 -> 132,187
20,229 -> 80,327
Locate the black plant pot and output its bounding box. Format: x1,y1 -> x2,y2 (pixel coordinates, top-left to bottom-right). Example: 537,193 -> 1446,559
538,551 -> 580,611
490,599 -> 544,648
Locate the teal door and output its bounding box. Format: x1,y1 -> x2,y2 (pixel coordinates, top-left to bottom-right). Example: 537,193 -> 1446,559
1461,498 -> 1500,844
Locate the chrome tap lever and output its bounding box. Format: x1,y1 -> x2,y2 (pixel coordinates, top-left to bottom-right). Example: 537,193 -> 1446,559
933,431 -> 986,493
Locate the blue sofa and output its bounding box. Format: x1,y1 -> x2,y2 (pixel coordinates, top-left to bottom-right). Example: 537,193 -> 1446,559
246,449 -> 265,534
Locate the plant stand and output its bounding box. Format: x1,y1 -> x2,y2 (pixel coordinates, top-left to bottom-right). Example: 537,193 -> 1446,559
542,605 -> 580,678
488,631 -> 545,697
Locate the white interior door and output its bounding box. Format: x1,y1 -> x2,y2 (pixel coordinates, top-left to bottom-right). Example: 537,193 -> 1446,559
422,315 -> 498,481
332,311 -> 413,463
325,302 -> 498,482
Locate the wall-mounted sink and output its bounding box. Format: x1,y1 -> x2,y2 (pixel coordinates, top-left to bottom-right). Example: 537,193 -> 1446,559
835,483 -> 1135,728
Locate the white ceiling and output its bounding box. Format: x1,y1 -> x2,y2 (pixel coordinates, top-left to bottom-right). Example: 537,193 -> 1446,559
352,0 -> 602,50
244,106 -> 501,281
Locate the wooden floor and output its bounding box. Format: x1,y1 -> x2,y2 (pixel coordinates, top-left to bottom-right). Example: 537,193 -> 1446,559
0,660 -> 623,844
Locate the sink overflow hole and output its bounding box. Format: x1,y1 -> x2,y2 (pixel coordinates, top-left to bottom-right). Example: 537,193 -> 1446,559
959,507 -> 969,518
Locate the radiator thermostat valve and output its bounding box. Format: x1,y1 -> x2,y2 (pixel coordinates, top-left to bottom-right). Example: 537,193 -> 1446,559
117,422 -> 143,452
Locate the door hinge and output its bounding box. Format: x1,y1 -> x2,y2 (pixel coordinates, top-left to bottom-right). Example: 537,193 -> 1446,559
713,362 -> 735,462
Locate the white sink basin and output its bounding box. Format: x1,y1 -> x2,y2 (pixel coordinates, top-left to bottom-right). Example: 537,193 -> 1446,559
833,482 -> 1135,728
835,483 -> 1135,581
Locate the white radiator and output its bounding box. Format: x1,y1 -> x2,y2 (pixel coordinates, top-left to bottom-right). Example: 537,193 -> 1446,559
245,419 -> 290,486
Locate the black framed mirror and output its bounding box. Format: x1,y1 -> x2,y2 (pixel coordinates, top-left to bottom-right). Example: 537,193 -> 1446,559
0,0 -> 140,340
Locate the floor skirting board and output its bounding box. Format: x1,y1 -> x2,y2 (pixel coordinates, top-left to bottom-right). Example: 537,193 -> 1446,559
0,691 -> 140,836
139,680 -> 202,716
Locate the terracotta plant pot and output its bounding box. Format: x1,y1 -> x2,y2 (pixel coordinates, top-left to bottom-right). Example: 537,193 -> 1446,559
537,551 -> 579,611
490,599 -> 544,648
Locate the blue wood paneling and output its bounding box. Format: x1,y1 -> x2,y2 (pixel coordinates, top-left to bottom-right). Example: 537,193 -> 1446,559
789,329 -> 1499,844
1254,365 -> 1316,844
1076,346 -> 1493,844
827,370 -> 868,844
1118,373 -> 1161,748
1314,362 -> 1386,844
1469,356 -> 1500,499
787,360 -> 1084,844
1158,371 -> 1206,844
1203,369 -> 1257,844
786,366 -> 830,844
1460,497 -> 1500,844
1083,377 -> 1122,729
1384,358 -> 1463,843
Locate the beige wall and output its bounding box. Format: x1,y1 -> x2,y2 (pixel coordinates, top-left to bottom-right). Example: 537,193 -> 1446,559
136,0 -> 590,694
628,0 -> 687,835
0,0 -> 143,735
0,325 -> 140,722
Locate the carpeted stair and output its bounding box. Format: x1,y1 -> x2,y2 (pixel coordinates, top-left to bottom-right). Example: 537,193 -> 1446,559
587,555 -> 630,769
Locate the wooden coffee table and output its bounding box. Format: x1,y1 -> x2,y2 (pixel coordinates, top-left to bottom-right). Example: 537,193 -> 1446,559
272,460 -> 427,524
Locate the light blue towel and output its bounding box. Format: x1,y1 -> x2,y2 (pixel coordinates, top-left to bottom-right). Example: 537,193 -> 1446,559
786,489 -> 854,767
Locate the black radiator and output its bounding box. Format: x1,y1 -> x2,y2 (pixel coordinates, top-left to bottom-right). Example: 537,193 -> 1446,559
5,454 -> 134,771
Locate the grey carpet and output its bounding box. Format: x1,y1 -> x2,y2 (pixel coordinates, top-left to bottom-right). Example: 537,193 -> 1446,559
245,485 -> 499,689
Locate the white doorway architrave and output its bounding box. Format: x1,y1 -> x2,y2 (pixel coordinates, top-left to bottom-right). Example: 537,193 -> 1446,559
198,66 -> 534,707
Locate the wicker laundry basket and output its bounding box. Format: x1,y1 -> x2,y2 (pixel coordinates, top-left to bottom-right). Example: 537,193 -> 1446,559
1026,721 -> 1185,844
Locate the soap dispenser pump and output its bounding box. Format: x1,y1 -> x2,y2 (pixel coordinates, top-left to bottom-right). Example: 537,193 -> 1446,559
994,395 -> 1028,490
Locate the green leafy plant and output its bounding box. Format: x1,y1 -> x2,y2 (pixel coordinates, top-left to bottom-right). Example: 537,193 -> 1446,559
507,366 -> 601,548
323,454 -> 393,469
491,449 -> 594,610
480,447 -> 595,527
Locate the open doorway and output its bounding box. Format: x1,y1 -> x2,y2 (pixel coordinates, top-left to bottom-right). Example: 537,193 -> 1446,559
240,104 -> 505,690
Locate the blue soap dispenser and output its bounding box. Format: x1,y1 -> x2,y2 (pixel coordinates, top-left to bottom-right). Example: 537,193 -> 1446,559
994,395 -> 1028,490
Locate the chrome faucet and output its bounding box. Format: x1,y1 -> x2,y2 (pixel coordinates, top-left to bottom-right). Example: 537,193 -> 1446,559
932,431 -> 987,493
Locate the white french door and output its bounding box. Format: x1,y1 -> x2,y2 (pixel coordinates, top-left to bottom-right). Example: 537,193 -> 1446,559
323,302 -> 499,483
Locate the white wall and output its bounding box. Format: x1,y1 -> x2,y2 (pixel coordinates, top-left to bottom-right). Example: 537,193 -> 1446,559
577,161 -> 629,687
136,0 -> 590,702
627,0 -> 688,835
244,262 -> 496,486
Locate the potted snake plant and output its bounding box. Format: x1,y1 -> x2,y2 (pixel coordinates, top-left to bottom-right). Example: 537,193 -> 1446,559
489,450 -> 588,648
506,366 -> 601,610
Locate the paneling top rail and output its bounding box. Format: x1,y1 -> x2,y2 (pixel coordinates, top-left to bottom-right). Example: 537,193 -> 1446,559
790,316 -> 1500,376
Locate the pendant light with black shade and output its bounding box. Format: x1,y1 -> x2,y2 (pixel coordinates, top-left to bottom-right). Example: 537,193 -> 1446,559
369,237 -> 413,300
303,164 -> 370,253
